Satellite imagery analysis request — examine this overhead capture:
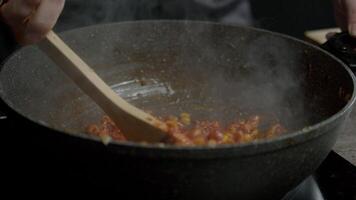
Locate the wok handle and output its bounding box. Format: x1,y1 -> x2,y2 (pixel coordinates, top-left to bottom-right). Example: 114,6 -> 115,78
322,32 -> 356,73
0,110 -> 7,132
0,98 -> 8,121
0,110 -> 7,120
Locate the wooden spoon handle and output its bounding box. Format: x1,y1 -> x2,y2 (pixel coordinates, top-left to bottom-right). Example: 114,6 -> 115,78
39,30 -> 167,142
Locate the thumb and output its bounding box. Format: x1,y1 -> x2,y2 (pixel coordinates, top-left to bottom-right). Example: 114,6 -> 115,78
345,0 -> 356,37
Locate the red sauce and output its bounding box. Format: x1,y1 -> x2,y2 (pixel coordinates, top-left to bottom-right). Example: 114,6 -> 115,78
86,113 -> 285,146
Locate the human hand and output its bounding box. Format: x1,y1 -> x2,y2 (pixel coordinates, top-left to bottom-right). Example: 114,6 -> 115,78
333,0 -> 356,37
0,0 -> 65,44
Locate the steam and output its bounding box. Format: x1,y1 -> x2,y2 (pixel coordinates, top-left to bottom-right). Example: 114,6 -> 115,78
240,35 -> 307,128
54,1 -> 307,131
164,27 -> 309,130
55,0 -> 253,31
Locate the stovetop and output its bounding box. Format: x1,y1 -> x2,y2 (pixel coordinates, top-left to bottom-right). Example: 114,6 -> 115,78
283,151 -> 356,200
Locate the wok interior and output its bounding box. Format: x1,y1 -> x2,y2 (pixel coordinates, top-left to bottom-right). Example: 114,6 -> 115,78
0,21 -> 353,139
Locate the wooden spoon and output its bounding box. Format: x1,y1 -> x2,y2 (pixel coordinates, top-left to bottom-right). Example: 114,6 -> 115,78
38,30 -> 168,143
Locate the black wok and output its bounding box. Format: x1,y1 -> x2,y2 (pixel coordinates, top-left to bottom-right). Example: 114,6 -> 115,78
0,21 -> 355,200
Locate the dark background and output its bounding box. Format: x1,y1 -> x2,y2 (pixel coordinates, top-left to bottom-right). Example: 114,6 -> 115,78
250,0 -> 335,38
0,0 -> 338,62
55,0 -> 336,39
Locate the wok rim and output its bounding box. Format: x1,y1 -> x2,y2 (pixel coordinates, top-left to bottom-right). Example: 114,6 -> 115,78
1,20 -> 355,157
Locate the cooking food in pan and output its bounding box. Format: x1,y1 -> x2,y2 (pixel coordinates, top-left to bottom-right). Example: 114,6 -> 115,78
87,113 -> 285,145
1,21 -> 355,200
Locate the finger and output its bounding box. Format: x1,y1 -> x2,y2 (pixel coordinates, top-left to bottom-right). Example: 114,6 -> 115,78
326,32 -> 337,40
345,0 -> 356,37
23,0 -> 65,44
25,0 -> 43,7
333,0 -> 348,31
1,0 -> 41,26
1,0 -> 41,43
